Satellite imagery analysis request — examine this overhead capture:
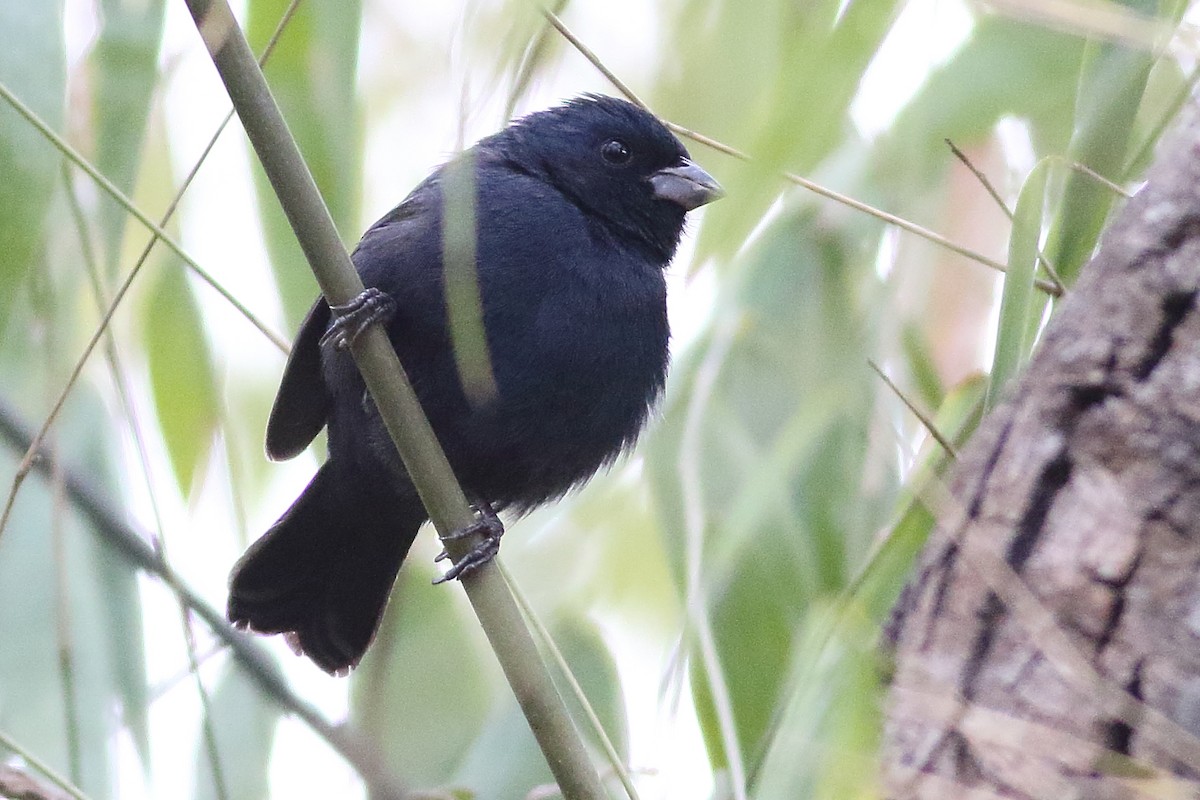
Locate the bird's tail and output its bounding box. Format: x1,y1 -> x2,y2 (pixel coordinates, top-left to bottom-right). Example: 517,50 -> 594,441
227,462 -> 426,674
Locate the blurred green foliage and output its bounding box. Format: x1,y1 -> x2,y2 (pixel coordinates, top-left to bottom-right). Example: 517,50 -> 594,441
247,0 -> 363,327
144,262 -> 221,493
0,0 -> 1193,798
90,0 -> 165,276
0,0 -> 63,332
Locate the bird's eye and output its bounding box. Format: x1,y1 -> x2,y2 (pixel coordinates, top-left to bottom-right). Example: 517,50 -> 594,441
600,139 -> 632,165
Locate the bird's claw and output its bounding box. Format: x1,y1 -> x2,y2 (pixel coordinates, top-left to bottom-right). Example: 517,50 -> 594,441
319,287 -> 396,350
433,503 -> 504,584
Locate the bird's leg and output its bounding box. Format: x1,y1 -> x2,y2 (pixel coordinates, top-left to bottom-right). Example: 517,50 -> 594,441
319,287 -> 397,350
433,501 -> 505,584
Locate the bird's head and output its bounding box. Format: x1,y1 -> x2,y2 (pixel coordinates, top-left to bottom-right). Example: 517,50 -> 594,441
496,94 -> 723,264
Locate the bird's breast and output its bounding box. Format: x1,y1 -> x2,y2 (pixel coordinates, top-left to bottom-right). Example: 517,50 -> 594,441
531,268 -> 667,396
451,267 -> 669,506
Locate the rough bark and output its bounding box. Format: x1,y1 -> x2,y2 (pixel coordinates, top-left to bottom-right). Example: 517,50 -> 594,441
883,109 -> 1200,800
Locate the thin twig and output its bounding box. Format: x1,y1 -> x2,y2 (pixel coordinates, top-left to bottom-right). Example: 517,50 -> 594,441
1063,160 -> 1131,199
944,139 -> 1067,295
540,9 -> 645,108
868,359 -> 957,459
504,0 -> 569,121
184,614 -> 230,800
33,265 -> 84,786
147,641 -> 225,703
945,141 -> 1139,291
0,728 -> 91,800
945,139 -> 1014,222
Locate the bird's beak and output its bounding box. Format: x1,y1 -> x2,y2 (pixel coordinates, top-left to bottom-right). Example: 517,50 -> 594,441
650,159 -> 724,211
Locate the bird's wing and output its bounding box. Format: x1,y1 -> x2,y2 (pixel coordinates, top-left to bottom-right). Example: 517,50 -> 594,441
265,298 -> 332,461
265,187 -> 437,462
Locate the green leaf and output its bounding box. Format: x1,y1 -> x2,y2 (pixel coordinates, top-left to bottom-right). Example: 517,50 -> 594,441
96,535 -> 151,768
451,701 -> 548,800
1041,0 -> 1181,285
143,263 -> 220,493
246,0 -> 363,327
900,323 -> 945,412
449,615 -> 626,800
349,561 -> 495,790
90,0 -> 165,274
692,530 -> 807,772
848,374 -> 987,622
1123,52 -> 1191,178
549,615 -> 629,763
750,603 -> 882,800
193,662 -> 282,800
442,152 -> 498,406
0,0 -> 64,333
988,159 -> 1049,410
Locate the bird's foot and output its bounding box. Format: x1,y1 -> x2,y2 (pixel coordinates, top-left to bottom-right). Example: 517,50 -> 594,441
319,287 -> 396,350
433,502 -> 504,584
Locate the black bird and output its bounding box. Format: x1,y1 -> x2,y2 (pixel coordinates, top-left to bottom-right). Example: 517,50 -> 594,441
227,95 -> 723,674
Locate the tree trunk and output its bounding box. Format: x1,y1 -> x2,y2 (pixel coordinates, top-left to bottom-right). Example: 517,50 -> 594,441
883,110 -> 1200,799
